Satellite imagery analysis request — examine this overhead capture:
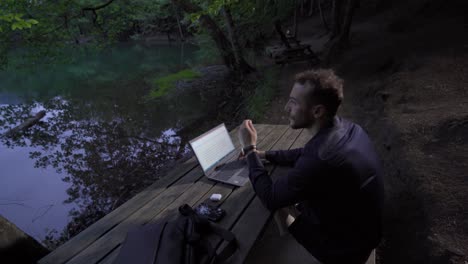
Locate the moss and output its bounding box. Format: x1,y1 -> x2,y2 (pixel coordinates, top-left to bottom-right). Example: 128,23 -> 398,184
148,69 -> 201,98
246,67 -> 280,121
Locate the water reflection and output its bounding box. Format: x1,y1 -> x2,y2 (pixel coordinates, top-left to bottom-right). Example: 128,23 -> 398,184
0,96 -> 194,246
0,42 -> 224,247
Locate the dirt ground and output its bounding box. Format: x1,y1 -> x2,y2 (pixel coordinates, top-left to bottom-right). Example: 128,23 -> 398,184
246,1 -> 468,263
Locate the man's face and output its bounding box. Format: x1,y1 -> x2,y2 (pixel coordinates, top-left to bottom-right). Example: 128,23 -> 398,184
284,82 -> 316,129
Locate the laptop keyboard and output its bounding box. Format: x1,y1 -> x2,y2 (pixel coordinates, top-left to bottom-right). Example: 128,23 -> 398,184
222,160 -> 246,170
214,160 -> 248,181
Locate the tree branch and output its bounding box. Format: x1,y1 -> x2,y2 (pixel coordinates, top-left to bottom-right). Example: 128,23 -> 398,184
116,134 -> 180,148
3,110 -> 46,138
82,0 -> 116,12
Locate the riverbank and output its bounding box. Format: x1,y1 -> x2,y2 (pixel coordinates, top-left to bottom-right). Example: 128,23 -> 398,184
0,42 -> 233,251
0,215 -> 49,263
246,0 -> 468,263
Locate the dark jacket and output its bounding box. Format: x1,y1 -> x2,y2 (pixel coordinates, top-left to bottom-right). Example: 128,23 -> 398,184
246,117 -> 384,261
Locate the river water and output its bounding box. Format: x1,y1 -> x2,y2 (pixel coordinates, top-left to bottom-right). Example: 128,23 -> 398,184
0,42 -> 224,244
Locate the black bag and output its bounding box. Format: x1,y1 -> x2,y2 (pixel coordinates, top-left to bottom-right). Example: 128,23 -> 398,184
113,204 -> 237,264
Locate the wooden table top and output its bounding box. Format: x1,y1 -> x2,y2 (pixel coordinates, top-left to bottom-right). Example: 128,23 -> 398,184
39,124 -> 312,264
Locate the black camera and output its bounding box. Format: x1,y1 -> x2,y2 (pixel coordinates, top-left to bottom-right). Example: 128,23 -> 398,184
194,203 -> 225,222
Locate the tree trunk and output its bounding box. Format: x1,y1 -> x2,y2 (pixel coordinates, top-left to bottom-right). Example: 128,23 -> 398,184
323,0 -> 358,65
337,0 -> 358,46
4,111 -> 46,138
221,7 -> 241,66
180,42 -> 185,68
331,0 -> 344,37
308,0 -> 316,16
274,20 -> 291,49
166,31 -> 172,42
300,0 -> 305,16
293,0 -> 298,37
318,0 -> 329,31
171,0 -> 254,74
171,2 -> 185,41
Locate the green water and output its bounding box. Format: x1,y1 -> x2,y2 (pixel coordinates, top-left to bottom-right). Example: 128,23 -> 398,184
1,42 -> 199,100
0,42 -> 221,134
0,42 -> 224,243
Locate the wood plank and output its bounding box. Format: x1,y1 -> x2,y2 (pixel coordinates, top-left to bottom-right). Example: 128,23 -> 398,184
65,167 -> 206,264
39,125 -> 261,264
96,248 -> 119,264
96,125 -> 277,264
269,127 -> 304,150
39,159 -> 199,264
218,128 -> 306,264
97,181 -> 242,264
150,177 -> 217,222
151,124 -> 279,224
100,127 -> 309,264
65,124 -> 273,264
207,127 -> 300,257
290,129 -> 315,149
365,249 -> 376,264
195,125 -> 291,222
199,125 -> 294,257
97,185 -> 237,264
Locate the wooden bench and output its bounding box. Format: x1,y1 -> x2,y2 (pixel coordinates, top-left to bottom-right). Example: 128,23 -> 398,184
39,124 -> 316,264
266,20 -> 320,66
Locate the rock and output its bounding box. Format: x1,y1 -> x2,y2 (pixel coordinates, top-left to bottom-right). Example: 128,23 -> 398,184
0,215 -> 50,263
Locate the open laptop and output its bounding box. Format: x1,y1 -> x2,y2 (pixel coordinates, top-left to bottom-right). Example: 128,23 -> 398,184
189,123 -> 249,187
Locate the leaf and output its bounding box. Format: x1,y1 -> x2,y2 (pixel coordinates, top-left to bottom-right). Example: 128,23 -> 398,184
14,13 -> 24,21
27,19 -> 39,25
1,14 -> 14,22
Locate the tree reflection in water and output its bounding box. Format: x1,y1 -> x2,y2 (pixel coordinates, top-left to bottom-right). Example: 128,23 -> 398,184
0,97 -> 188,248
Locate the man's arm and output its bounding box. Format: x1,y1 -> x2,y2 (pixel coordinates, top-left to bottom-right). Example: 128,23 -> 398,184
246,151 -> 324,212
240,148 -> 303,166
263,148 -> 304,166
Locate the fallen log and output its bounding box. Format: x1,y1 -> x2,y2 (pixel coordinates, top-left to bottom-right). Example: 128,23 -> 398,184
4,110 -> 46,137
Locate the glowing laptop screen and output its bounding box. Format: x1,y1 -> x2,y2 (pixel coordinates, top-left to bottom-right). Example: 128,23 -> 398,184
189,124 -> 235,172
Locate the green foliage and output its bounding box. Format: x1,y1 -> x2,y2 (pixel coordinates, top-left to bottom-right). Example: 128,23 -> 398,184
0,0 -> 296,69
198,0 -> 294,40
0,13 -> 38,31
192,32 -> 221,65
230,0 -> 295,49
246,66 -> 280,120
0,0 -> 183,68
148,69 -> 201,98
0,0 -> 302,249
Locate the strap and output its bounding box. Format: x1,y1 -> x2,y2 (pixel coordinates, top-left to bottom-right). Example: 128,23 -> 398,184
178,204 -> 238,263
179,204 -> 196,216
207,223 -> 238,264
212,239 -> 237,264
208,223 -> 235,242
242,144 -> 256,154
360,175 -> 376,190
195,223 -> 237,264
198,237 -> 217,264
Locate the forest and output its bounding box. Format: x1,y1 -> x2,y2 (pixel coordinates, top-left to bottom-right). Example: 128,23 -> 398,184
0,0 -> 467,263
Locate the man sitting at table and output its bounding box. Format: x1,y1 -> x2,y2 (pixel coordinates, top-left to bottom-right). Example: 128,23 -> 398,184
238,69 -> 384,264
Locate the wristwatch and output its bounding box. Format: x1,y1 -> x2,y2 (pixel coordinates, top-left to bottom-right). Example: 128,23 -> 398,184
242,145 -> 256,155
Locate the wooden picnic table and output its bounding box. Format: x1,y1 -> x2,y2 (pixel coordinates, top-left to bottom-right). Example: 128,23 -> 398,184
39,124 -> 313,264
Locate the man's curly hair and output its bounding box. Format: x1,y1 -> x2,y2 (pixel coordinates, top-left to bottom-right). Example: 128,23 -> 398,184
294,69 -> 344,117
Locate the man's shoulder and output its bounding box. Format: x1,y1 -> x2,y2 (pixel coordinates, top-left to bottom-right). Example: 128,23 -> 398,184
337,116 -> 363,130
315,117 -> 366,160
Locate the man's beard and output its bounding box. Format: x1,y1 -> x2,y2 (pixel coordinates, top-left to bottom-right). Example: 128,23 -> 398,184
289,114 -> 315,129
